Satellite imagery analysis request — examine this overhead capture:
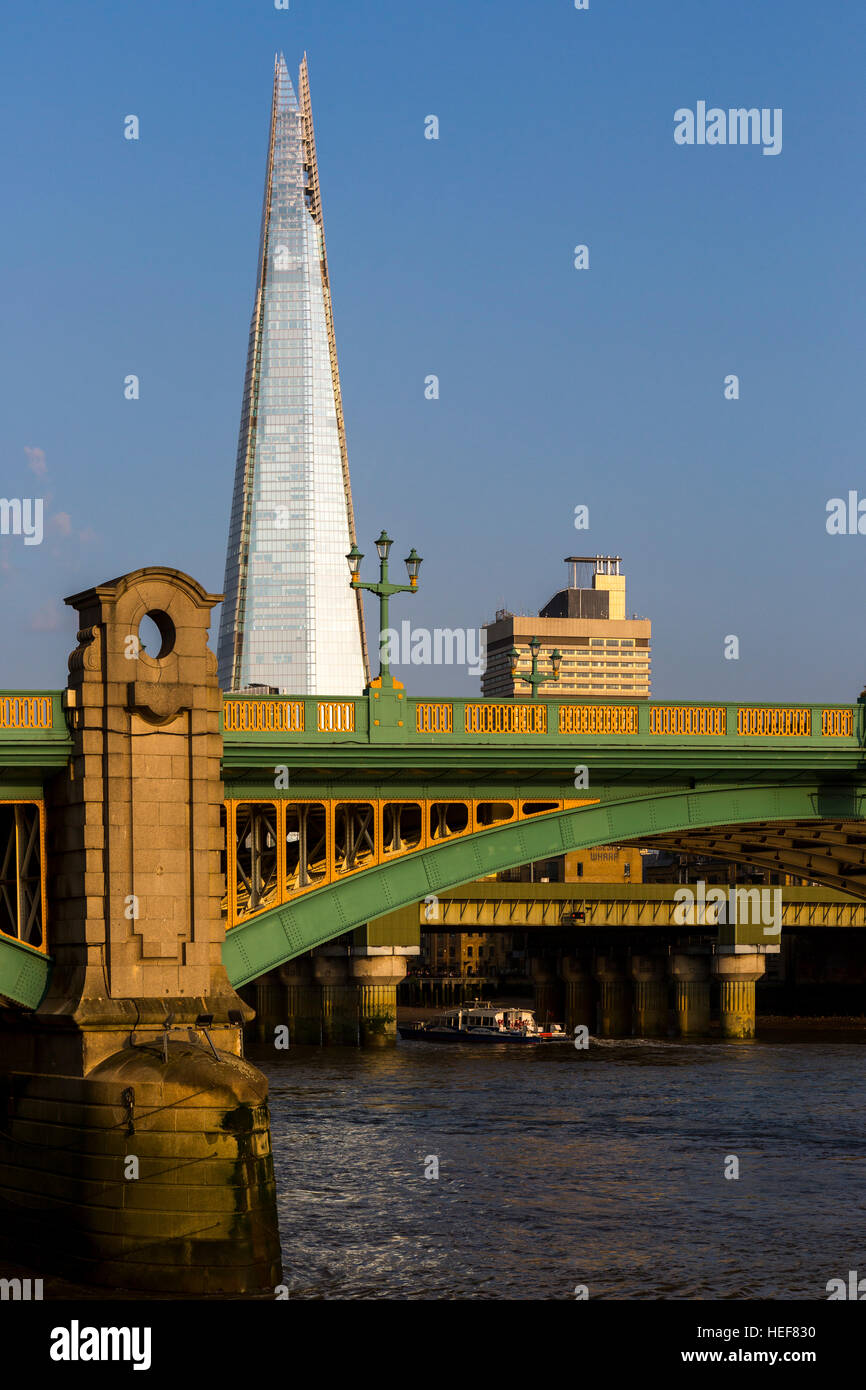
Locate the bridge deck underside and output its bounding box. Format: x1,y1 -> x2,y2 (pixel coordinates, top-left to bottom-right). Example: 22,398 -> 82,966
645,820 -> 866,897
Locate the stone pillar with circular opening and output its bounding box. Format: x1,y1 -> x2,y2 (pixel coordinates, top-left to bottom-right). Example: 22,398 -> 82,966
0,567 -> 282,1295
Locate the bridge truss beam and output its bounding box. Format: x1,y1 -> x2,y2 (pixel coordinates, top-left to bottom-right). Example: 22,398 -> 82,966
222,782 -> 866,986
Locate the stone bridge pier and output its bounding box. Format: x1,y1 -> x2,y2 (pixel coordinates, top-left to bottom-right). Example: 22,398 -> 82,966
550,945 -> 768,1040
244,945 -> 411,1048
0,567 -> 281,1295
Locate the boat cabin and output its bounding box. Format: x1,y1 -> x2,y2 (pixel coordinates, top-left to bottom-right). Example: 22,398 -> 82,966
438,1002 -> 539,1034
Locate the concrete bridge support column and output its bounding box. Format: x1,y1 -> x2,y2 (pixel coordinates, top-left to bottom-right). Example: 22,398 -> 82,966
314,952 -> 358,1045
530,959 -> 563,1028
349,950 -> 408,1047
560,956 -> 594,1034
593,953 -> 632,1037
670,952 -> 711,1037
713,953 -> 767,1040
278,957 -> 322,1045
250,969 -> 288,1044
629,955 -> 669,1037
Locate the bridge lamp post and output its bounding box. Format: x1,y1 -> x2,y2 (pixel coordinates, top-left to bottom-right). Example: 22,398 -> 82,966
508,636 -> 562,700
347,531 -> 422,689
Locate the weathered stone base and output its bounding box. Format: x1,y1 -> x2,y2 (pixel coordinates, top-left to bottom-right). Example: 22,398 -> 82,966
279,960 -> 323,1045
629,955 -> 669,1037
560,956 -> 594,1033
713,953 -> 767,1040
594,954 -> 632,1037
0,994 -> 250,1078
0,1041 -> 282,1295
243,950 -> 410,1048
350,955 -> 407,1047
670,953 -> 712,1036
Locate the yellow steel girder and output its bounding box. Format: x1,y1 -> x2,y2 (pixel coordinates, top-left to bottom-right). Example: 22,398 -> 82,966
0,800 -> 47,952
224,796 -> 595,928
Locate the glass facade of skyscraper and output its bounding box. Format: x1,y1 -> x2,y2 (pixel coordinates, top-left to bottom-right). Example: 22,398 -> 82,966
218,54 -> 368,694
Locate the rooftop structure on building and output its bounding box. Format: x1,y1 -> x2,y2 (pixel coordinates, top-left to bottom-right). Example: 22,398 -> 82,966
482,555 -> 651,699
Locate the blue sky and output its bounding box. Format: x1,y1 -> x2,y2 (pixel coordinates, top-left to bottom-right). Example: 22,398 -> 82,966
1,0 -> 864,699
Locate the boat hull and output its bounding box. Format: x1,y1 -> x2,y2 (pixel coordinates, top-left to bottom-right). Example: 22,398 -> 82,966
398,1026 -> 542,1044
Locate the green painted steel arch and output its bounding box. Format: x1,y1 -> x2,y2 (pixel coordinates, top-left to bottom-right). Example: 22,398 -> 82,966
0,936 -> 52,1010
222,781 -> 859,986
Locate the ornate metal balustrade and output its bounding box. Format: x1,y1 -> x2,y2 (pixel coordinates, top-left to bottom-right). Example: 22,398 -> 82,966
219,694 -> 861,747
737,707 -> 811,737
0,696 -> 53,729
823,709 -> 854,737
650,705 -> 727,735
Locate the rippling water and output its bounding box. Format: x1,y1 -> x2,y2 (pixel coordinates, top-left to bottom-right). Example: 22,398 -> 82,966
258,1035 -> 866,1300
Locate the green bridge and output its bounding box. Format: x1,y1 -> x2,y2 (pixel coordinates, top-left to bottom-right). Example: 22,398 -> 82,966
2,566 -> 865,1297
3,681 -> 866,1008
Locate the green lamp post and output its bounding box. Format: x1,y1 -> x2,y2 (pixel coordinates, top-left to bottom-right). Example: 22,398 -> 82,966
508,635 -> 562,700
347,531 -> 422,689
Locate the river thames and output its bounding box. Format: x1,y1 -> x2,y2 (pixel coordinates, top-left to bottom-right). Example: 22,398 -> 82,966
259,1033 -> 866,1300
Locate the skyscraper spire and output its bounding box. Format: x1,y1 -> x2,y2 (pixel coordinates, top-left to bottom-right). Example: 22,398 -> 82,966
218,54 -> 369,693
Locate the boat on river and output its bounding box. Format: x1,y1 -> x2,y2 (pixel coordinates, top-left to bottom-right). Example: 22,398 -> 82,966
398,1000 -> 569,1044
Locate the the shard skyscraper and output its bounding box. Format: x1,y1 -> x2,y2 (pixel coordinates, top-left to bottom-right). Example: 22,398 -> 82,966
218,54 -> 369,694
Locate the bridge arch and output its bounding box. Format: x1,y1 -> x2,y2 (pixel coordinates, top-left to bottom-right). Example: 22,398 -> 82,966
222,781 -> 866,985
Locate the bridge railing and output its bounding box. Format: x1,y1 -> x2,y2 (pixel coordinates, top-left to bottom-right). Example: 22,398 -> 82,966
222,696 -> 359,735
0,691 -> 66,736
1,690 -> 858,747
221,693 -> 862,745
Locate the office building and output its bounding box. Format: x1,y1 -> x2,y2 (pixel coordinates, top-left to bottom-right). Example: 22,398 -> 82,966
482,556 -> 651,699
